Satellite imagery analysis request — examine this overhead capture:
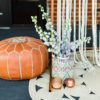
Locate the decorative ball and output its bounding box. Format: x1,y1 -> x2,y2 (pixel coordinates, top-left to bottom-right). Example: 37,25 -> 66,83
0,37 -> 48,80
64,78 -> 75,88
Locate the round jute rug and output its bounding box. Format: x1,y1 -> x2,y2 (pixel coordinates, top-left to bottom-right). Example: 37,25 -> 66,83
29,63 -> 100,100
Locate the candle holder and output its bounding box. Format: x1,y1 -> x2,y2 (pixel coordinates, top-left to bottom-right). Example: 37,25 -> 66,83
64,78 -> 75,88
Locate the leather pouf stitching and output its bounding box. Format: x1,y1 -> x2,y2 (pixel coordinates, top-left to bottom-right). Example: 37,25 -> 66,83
0,37 -> 48,80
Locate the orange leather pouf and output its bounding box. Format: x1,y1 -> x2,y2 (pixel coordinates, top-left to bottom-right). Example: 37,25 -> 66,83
0,37 -> 48,80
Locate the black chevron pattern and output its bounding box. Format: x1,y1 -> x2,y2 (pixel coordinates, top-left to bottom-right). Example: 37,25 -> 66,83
35,85 -> 43,92
62,94 -> 69,99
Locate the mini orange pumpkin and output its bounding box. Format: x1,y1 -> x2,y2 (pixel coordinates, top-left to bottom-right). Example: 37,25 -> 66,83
0,37 -> 48,80
65,78 -> 75,88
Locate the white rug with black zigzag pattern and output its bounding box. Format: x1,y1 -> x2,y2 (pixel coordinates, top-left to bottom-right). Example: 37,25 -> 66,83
29,63 -> 100,100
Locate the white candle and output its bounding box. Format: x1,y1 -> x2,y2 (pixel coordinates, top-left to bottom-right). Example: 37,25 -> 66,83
73,0 -> 77,62
92,0 -> 100,66
78,0 -> 81,41
69,0 -> 72,23
68,0 -> 72,41
65,0 -> 72,41
73,0 -> 76,41
62,0 -> 65,37
57,0 -> 61,42
80,0 -> 87,63
84,0 -> 88,57
99,30 -> 100,62
51,0 -> 54,25
66,0 -> 69,20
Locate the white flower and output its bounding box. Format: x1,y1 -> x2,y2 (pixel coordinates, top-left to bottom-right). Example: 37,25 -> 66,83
32,5 -> 92,58
49,42 -> 53,45
50,38 -> 52,41
44,42 -> 49,46
48,18 -> 51,22
52,54 -> 55,58
46,35 -> 49,38
40,29 -> 42,33
88,37 -> 91,40
87,37 -> 91,43
46,24 -> 50,30
54,31 -> 57,35
44,32 -> 48,34
52,44 -> 55,48
54,50 -> 59,54
48,48 -> 51,52
40,37 -> 43,40
52,38 -> 56,42
87,40 -> 90,43
47,32 -> 51,35
43,37 -> 47,41
40,34 -> 43,37
48,22 -> 52,25
41,8 -> 44,12
36,29 -> 38,32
